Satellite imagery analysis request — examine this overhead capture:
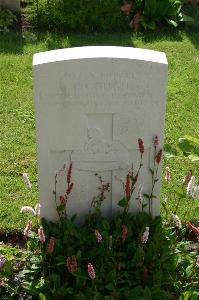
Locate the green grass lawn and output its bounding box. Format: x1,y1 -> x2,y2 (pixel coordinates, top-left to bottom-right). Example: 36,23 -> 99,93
0,30 -> 198,230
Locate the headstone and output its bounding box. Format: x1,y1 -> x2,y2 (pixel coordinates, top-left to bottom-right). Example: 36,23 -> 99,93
33,46 -> 168,222
0,0 -> 20,12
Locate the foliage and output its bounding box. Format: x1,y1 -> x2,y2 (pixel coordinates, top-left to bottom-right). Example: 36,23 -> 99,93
0,8 -> 17,32
178,136 -> 199,161
1,141 -> 199,299
0,243 -> 30,298
120,0 -> 194,31
28,0 -> 127,33
164,135 -> 199,161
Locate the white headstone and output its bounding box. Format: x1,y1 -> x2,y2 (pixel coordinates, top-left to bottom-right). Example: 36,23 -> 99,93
33,46 -> 168,221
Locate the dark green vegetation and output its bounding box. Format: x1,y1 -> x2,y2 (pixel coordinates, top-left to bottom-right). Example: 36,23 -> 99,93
0,179 -> 198,299
24,0 -> 197,32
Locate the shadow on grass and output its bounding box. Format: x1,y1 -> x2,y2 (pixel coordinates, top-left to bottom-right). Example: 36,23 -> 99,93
132,27 -> 184,44
183,4 -> 199,50
0,31 -> 23,54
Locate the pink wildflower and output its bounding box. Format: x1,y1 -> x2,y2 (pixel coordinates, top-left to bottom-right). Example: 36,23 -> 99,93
23,220 -> 32,239
153,135 -> 159,147
67,163 -> 73,184
165,167 -> 171,183
192,185 -> 199,198
66,256 -> 78,272
129,10 -> 141,32
141,227 -> 149,244
121,1 -> 132,16
60,195 -> 66,205
20,206 -> 35,215
66,257 -> 72,272
95,230 -> 102,243
138,138 -> 144,154
47,237 -> 56,254
187,176 -> 195,196
122,225 -> 128,242
183,170 -> 192,185
155,149 -> 162,164
66,183 -> 74,195
125,174 -> 131,200
87,263 -> 95,280
22,173 -> 31,189
38,226 -> 45,244
187,222 -> 199,236
0,256 -> 6,268
171,213 -> 181,228
34,203 -> 41,216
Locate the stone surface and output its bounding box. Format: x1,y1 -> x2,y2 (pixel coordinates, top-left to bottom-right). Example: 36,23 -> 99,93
33,46 -> 168,222
0,0 -> 20,12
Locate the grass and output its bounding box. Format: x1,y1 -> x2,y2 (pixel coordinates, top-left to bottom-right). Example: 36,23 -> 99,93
0,30 -> 199,230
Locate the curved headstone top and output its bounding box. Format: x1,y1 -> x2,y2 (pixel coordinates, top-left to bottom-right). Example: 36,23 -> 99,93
33,46 -> 168,66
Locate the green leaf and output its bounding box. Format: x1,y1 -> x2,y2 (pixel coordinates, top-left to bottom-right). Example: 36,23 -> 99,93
188,154 -> 199,162
118,198 -> 127,208
164,144 -> 177,159
39,293 -> 46,300
144,0 -> 157,17
181,13 -> 195,23
149,168 -> 154,175
167,19 -> 178,27
143,193 -> 150,199
178,136 -> 199,159
102,219 -> 110,231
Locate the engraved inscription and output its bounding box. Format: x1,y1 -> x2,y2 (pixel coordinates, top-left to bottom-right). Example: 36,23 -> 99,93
58,71 -> 154,104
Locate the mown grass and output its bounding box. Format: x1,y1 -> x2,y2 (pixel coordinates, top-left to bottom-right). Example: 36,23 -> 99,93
0,30 -> 198,230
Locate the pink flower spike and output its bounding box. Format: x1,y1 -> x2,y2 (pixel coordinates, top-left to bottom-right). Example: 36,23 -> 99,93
47,237 -> 56,254
59,195 -> 66,205
125,174 -> 131,200
187,176 -> 195,196
23,220 -> 32,239
66,182 -> 74,195
67,163 -> 73,184
66,257 -> 72,272
171,213 -> 182,229
87,263 -> 95,280
141,227 -> 149,244
22,173 -> 32,189
155,149 -> 163,164
20,206 -> 35,215
183,170 -> 192,185
0,256 -> 6,268
95,230 -> 102,243
121,1 -> 132,16
122,225 -> 128,242
153,135 -> 159,147
138,138 -> 144,154
38,227 -> 45,244
165,167 -> 171,183
34,204 -> 41,216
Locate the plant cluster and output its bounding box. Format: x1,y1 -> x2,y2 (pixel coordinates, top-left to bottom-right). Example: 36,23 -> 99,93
26,0 -> 194,33
28,0 -> 127,33
120,0 -> 194,31
0,8 -> 17,32
0,137 -> 198,299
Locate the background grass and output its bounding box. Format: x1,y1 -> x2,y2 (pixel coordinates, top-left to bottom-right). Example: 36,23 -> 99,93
0,30 -> 198,230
